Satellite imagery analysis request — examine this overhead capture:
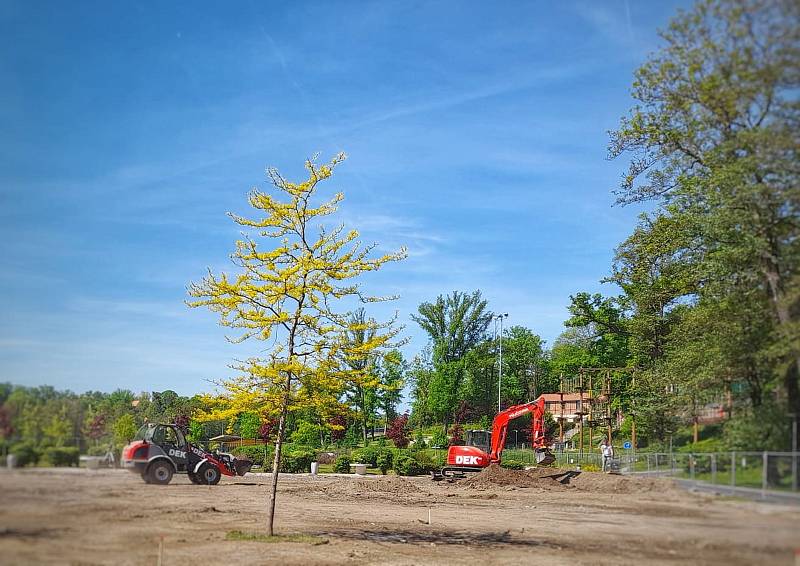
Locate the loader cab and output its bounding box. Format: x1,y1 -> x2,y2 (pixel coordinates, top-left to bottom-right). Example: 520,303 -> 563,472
135,423 -> 189,472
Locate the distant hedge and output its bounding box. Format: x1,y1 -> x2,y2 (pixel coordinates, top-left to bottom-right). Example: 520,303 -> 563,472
43,447 -> 79,467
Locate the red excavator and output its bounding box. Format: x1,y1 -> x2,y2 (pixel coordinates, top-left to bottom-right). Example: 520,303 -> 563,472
433,395 -> 555,479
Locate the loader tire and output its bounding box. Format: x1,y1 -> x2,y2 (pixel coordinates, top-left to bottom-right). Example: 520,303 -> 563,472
197,462 -> 221,485
187,470 -> 202,484
146,461 -> 174,485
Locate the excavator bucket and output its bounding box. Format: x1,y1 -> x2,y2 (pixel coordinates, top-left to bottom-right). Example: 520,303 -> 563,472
535,449 -> 555,466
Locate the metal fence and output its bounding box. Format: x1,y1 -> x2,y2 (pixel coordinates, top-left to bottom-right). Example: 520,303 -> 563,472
496,449 -> 799,495
617,451 -> 799,493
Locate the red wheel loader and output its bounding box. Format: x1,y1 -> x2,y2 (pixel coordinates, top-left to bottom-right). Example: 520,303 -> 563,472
122,423 -> 252,485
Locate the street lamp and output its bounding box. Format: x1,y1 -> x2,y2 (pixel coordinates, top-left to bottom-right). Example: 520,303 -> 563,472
494,313 -> 509,413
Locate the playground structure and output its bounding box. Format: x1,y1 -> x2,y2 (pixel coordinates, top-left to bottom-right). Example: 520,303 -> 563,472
546,367 -> 637,457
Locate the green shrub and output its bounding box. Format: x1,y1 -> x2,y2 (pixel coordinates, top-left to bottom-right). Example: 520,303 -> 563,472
580,463 -> 601,472
412,450 -> 443,473
677,437 -> 724,454
430,430 -> 447,449
394,454 -> 423,476
413,431 -> 427,449
351,445 -> 381,467
333,455 -> 351,474
280,448 -> 316,473
376,451 -> 393,475
43,447 -> 79,467
10,442 -> 39,467
290,421 -> 322,448
233,445 -> 270,467
500,459 -> 524,470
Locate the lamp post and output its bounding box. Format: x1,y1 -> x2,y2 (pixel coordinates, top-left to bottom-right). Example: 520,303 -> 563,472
495,313 -> 508,413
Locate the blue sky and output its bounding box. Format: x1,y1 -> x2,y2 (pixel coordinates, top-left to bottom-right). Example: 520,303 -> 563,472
1,1 -> 690,396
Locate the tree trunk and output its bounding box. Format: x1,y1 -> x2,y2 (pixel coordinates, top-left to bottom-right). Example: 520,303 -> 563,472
267,380 -> 291,537
764,263 -> 800,415
359,387 -> 368,445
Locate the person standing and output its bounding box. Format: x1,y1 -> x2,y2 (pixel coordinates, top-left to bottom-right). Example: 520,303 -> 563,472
600,440 -> 614,472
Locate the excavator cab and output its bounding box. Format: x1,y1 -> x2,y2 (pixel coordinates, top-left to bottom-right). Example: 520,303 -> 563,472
465,429 -> 491,452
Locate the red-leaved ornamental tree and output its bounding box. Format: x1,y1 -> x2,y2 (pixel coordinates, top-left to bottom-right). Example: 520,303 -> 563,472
85,414 -> 106,442
0,406 -> 14,440
328,415 -> 347,443
448,424 -> 464,446
258,419 -> 277,442
386,413 -> 410,448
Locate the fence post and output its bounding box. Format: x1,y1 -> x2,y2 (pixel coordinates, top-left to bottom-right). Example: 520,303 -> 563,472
690,453 -> 695,480
731,451 -> 735,488
793,450 -> 798,492
761,451 -> 768,498
711,453 -> 716,485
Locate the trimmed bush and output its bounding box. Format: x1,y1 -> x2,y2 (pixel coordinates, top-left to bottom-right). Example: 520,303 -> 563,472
10,442 -> 39,467
351,445 -> 381,467
233,445 -> 270,467
500,459 -> 524,470
430,430 -> 447,449
280,448 -> 316,473
43,447 -> 79,467
376,451 -> 393,475
394,454 -> 423,476
333,455 -> 351,474
410,450 -> 442,473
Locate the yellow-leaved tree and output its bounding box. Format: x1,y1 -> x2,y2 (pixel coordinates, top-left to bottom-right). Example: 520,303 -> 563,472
188,153 -> 406,535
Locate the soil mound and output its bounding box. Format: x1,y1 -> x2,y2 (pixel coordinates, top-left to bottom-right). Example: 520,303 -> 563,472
461,465 -> 571,490
460,464 -> 674,494
569,472 -> 675,494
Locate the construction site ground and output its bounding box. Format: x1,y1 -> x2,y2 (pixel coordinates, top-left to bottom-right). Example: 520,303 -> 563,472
1,466 -> 798,565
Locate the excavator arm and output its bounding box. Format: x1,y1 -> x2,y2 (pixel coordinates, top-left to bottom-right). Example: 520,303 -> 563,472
488,396 -> 554,465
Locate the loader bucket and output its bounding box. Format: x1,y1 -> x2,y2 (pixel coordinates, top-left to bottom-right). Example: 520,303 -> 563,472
535,449 -> 555,466
234,458 -> 253,476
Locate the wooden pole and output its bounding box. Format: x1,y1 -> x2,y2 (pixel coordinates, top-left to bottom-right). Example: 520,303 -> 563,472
606,370 -> 612,444
631,371 -> 636,451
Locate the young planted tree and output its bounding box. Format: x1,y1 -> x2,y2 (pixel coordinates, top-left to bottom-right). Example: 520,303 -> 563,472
188,153 -> 405,535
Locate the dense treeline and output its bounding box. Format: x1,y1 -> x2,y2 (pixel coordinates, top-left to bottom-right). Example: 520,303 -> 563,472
0,369 -> 408,465
0,385 -> 208,462
579,0 -> 799,451
407,0 -> 800,452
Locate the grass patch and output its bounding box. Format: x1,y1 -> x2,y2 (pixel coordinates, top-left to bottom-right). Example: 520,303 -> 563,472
226,530 -> 327,544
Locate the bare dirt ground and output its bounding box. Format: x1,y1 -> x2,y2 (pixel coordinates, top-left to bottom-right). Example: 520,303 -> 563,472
1,466 -> 798,565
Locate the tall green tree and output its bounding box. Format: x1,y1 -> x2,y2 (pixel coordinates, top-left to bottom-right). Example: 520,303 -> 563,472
341,308 -> 383,443
609,0 -> 800,422
412,290 -> 493,430
376,349 -> 406,430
